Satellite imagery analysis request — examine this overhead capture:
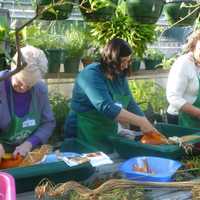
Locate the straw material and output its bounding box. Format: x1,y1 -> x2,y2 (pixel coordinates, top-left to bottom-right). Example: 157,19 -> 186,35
19,145 -> 52,167
35,178 -> 200,200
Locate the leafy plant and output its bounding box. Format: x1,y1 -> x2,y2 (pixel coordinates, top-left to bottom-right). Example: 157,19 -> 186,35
64,24 -> 88,58
160,56 -> 176,70
144,48 -> 165,60
80,0 -> 115,13
23,23 -> 64,50
88,0 -> 161,57
129,80 -> 168,114
49,93 -> 70,144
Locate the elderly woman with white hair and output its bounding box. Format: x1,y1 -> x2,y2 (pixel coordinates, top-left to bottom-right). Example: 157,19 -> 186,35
166,30 -> 200,129
0,45 -> 55,160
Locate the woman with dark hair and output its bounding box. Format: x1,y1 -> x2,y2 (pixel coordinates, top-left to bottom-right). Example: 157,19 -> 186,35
64,38 -> 161,153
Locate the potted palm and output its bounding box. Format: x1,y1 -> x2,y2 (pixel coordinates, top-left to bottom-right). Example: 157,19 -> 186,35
164,0 -> 198,26
144,48 -> 164,70
79,0 -> 118,22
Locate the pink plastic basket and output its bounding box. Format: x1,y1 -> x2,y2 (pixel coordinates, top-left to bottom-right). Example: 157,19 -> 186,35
0,172 -> 16,200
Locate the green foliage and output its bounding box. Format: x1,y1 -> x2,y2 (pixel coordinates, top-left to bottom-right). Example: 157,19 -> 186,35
194,13 -> 200,30
49,93 -> 70,143
144,48 -> 165,60
88,0 -> 160,57
23,23 -> 64,49
83,0 -> 115,13
64,24 -> 89,58
160,56 -> 176,70
0,16 -> 9,54
129,80 -> 168,113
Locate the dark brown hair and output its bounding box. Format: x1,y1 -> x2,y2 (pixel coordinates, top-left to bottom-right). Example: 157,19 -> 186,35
100,38 -> 132,78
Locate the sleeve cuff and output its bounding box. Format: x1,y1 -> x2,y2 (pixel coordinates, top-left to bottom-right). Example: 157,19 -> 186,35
27,135 -> 42,148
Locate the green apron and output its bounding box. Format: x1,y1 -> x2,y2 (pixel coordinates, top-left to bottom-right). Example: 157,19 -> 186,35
179,78 -> 200,129
0,85 -> 40,152
76,79 -> 131,153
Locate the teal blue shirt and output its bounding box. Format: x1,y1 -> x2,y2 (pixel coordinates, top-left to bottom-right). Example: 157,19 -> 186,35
71,63 -> 144,118
65,63 -> 144,137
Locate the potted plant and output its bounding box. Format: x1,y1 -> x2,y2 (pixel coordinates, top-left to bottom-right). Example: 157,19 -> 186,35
79,0 -> 118,22
89,0 -> 160,58
63,24 -> 88,73
164,0 -> 198,26
37,0 -> 75,20
25,24 -> 63,73
126,0 -> 165,24
143,48 -> 165,70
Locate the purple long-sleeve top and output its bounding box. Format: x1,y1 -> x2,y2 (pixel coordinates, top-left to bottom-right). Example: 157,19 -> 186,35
0,70 -> 56,147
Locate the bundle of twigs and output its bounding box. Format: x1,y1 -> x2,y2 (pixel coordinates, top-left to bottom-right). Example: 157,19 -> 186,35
35,178 -> 200,200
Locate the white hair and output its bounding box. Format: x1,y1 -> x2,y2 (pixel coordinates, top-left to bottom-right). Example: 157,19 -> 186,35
11,45 -> 48,86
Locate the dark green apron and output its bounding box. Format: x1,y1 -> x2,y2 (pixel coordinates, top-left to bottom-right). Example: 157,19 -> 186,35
0,85 -> 40,152
179,78 -> 200,129
77,79 -> 131,153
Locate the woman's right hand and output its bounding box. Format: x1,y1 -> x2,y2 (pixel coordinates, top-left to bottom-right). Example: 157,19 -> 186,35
0,144 -> 5,161
139,117 -> 157,133
139,117 -> 168,141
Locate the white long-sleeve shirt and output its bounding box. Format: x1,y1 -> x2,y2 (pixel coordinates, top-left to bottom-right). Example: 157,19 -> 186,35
167,52 -> 200,115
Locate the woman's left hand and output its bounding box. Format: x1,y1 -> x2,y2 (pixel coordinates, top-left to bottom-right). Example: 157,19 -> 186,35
13,141 -> 32,157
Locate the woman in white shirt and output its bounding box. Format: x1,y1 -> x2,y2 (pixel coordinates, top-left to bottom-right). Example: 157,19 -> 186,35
166,30 -> 200,128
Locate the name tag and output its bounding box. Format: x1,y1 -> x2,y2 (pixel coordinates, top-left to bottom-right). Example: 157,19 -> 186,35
22,119 -> 36,128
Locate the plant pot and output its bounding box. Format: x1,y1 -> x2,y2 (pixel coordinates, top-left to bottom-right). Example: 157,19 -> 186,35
45,49 -> 62,73
126,0 -> 164,24
37,0 -> 74,20
64,56 -> 81,73
144,58 -> 162,70
164,1 -> 198,26
79,0 -> 118,22
131,59 -> 140,71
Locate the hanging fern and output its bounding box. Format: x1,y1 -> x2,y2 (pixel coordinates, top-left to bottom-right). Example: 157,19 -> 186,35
88,0 -> 161,58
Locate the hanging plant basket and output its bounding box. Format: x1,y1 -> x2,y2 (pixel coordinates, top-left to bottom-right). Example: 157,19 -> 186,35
164,0 -> 198,26
37,0 -> 74,20
79,0 -> 118,22
126,0 -> 165,24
